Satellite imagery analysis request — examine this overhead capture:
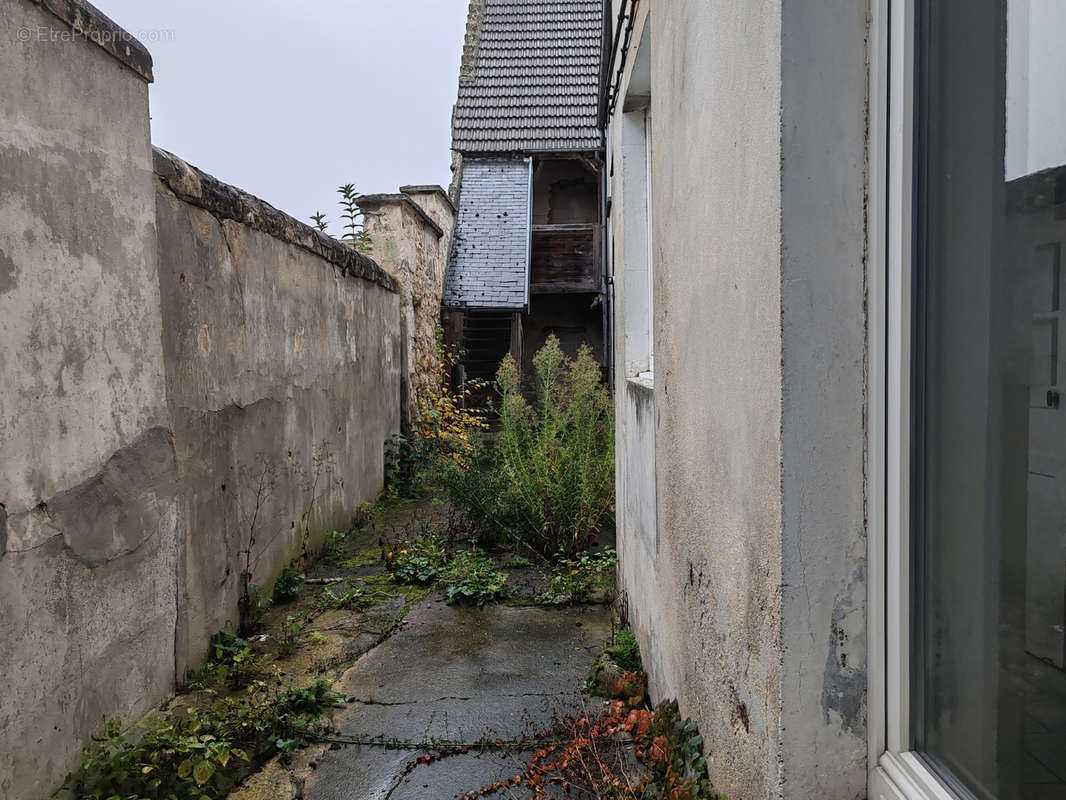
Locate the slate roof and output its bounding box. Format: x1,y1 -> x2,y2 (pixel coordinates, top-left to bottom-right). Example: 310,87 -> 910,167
452,0 -> 604,153
444,159 -> 531,309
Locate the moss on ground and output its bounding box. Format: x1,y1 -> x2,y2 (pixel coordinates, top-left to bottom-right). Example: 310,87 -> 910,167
336,546 -> 381,569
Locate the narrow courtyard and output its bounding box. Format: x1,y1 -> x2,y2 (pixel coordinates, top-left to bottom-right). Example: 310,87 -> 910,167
8,0 -> 1055,797
50,340 -> 720,799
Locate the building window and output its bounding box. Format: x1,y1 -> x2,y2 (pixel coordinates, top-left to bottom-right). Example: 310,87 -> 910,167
621,88 -> 653,381
908,0 -> 1066,797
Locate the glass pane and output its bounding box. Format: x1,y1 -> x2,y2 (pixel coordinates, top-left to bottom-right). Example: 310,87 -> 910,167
915,1 -> 1066,798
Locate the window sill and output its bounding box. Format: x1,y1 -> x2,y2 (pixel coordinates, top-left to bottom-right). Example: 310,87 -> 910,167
627,372 -> 654,390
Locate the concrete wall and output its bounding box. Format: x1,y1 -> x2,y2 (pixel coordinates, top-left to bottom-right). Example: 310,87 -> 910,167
154,148 -> 401,672
359,188 -> 454,423
0,2 -> 176,797
778,2 -> 869,795
0,2 -> 402,796
608,1 -> 869,798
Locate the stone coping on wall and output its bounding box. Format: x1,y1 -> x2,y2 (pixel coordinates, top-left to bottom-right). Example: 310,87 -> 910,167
357,193 -> 446,239
153,147 -> 399,293
399,184 -> 457,212
31,0 -> 154,81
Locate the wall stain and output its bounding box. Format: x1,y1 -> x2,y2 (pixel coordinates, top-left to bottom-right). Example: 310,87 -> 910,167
821,564 -> 866,735
0,247 -> 18,294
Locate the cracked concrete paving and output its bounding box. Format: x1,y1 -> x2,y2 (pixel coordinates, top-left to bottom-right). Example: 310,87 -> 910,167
302,596 -> 612,800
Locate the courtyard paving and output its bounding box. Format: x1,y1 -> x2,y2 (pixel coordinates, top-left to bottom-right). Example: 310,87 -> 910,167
302,598 -> 611,799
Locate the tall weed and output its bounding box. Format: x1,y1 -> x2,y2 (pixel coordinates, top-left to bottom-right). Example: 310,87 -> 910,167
440,336 -> 614,557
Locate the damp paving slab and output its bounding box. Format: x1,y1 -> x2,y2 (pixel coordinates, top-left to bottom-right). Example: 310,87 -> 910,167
303,598 -> 612,800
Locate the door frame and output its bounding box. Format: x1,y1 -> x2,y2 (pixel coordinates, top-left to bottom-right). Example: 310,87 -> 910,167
867,0 -> 966,796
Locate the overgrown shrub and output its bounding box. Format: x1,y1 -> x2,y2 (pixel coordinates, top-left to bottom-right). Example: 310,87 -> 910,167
439,336 -> 614,558
385,328 -> 487,497
435,440 -> 516,545
417,329 -> 488,463
439,549 -> 508,606
384,432 -> 425,498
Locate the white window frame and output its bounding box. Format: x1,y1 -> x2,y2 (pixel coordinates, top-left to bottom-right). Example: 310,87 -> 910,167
868,0 -> 962,797
619,18 -> 653,388
621,102 -> 654,387
644,104 -> 654,380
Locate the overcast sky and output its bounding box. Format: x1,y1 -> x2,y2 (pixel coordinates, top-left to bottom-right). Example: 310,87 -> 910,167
93,0 -> 469,233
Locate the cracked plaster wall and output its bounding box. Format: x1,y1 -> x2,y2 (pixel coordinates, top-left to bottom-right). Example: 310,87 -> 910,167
778,1 -> 869,796
0,2 -> 402,796
610,2 -> 869,798
154,168 -> 401,673
0,2 -> 176,797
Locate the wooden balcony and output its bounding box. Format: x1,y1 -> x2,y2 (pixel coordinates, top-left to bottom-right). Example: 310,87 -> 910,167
530,223 -> 601,293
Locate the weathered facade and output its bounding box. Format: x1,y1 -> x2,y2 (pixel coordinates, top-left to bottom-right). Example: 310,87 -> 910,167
608,1 -> 1066,800
445,0 -> 606,393
0,2 -> 413,796
0,4 -> 176,795
153,148 -> 402,674
607,2 -> 868,797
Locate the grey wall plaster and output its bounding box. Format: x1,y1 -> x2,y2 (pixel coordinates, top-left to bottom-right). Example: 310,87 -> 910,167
609,1 -> 871,797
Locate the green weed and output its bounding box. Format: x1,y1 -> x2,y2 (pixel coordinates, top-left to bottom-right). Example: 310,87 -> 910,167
542,548 -> 617,605
208,628 -> 258,688
322,530 -> 348,562
387,536 -> 447,585
273,564 -> 303,603
59,679 -> 343,800
440,549 -> 508,606
317,583 -> 372,612
277,615 -> 303,657
607,629 -> 642,673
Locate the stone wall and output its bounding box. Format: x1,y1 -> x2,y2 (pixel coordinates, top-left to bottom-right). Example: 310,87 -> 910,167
0,2 -> 401,797
358,188 -> 455,423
